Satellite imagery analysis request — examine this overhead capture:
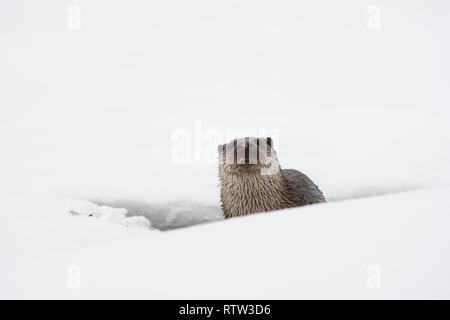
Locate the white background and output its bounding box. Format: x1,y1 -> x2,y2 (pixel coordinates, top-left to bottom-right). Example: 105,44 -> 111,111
1,0 -> 450,298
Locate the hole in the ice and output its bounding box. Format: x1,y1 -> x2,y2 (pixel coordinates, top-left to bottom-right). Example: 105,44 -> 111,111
325,185 -> 424,202
95,200 -> 224,231
94,185 -> 422,231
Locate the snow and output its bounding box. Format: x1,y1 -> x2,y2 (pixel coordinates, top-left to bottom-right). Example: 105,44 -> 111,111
1,188 -> 450,299
1,0 -> 450,298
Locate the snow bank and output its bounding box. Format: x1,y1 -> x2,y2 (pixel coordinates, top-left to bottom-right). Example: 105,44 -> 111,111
1,188 -> 450,299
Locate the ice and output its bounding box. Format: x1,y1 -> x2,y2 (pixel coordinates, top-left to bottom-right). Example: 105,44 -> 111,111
97,200 -> 223,230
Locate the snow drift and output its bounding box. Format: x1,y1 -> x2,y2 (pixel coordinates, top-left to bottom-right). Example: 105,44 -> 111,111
1,187 -> 450,299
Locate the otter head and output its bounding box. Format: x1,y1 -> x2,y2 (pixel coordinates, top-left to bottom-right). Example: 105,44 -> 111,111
218,137 -> 280,176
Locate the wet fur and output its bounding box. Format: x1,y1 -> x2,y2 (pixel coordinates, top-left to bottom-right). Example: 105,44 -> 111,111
218,137 -> 325,218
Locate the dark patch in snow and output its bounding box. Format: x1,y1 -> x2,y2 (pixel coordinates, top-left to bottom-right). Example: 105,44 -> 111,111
95,200 -> 224,231
326,185 -> 424,202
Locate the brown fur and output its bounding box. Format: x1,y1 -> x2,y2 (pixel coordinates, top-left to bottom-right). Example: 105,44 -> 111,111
218,137 -> 312,218
218,164 -> 308,218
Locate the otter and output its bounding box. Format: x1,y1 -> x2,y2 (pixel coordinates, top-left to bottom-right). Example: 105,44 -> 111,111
218,137 -> 325,218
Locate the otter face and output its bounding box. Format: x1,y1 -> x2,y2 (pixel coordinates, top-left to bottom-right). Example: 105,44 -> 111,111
218,137 -> 279,175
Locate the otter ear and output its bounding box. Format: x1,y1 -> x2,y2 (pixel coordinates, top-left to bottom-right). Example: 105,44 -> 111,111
266,137 -> 273,147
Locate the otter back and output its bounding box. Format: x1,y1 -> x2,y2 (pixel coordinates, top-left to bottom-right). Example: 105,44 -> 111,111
282,169 -> 326,204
